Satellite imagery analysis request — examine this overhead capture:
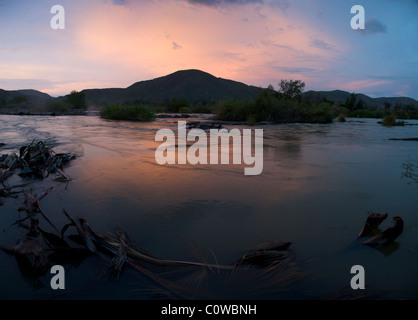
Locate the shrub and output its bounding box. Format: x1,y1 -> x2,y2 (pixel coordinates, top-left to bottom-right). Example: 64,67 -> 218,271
304,103 -> 335,124
166,98 -> 190,113
192,104 -> 215,114
349,109 -> 386,119
46,101 -> 70,113
100,104 -> 155,121
66,90 -> 87,109
247,114 -> 257,126
338,113 -> 346,122
382,115 -> 397,126
179,106 -> 192,113
215,94 -> 337,124
215,99 -> 249,122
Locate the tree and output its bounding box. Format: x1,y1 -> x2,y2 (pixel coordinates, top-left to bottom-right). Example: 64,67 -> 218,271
278,80 -> 305,100
66,90 -> 86,109
356,98 -> 364,110
166,97 -> 190,113
345,93 -> 357,111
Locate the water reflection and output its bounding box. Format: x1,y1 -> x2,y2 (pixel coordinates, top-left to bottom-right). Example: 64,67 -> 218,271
0,115 -> 418,299
402,156 -> 418,187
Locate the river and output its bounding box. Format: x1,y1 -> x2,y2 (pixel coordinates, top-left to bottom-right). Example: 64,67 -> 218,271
0,114 -> 417,299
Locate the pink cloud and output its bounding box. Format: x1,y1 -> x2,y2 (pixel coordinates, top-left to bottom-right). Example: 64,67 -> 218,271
0,0 -> 347,95
337,80 -> 392,92
64,0 -> 344,89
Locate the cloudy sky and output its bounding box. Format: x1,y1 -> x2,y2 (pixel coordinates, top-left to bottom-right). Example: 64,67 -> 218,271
0,0 -> 417,99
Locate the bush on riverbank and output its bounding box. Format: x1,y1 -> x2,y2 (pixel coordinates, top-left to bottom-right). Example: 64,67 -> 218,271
382,114 -> 405,127
46,100 -> 71,113
215,89 -> 338,124
100,104 -> 155,121
347,108 -> 418,120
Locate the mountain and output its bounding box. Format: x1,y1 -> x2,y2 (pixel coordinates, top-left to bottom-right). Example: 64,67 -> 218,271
0,89 -> 53,110
83,70 -> 418,108
0,89 -> 52,101
302,90 -> 418,108
1,70 -> 417,111
82,69 -> 263,106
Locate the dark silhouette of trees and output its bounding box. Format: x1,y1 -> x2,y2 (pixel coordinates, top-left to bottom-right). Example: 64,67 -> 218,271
344,93 -> 356,111
278,80 -> 305,100
66,90 -> 86,109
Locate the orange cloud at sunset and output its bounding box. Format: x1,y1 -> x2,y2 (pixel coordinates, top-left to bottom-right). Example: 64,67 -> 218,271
66,0 -> 342,92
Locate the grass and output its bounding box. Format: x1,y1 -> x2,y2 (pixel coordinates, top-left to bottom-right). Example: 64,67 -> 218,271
100,104 -> 155,121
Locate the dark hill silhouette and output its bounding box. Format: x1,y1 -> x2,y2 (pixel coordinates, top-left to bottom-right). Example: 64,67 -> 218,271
1,70 -> 417,111
0,89 -> 53,110
0,89 -> 52,101
303,90 -> 418,108
82,69 -> 263,105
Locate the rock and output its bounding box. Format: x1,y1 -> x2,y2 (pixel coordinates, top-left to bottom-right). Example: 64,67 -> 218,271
155,113 -> 190,119
186,121 -> 223,130
389,138 -> 418,141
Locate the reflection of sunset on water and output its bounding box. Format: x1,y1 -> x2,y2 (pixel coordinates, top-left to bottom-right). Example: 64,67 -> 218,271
0,115 -> 418,299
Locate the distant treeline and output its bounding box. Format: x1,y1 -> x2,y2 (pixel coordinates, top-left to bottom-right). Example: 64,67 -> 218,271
214,81 -> 337,124
212,82 -> 418,124
336,92 -> 418,120
97,80 -> 418,124
0,90 -> 87,114
3,81 -> 417,124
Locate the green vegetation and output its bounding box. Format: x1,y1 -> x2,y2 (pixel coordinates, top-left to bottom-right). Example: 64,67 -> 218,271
1,70 -> 417,122
46,100 -> 70,113
348,108 -> 386,119
66,90 -> 87,109
9,95 -> 28,105
215,80 -> 339,124
279,79 -> 305,100
382,115 -> 405,127
100,104 -> 155,121
337,113 -> 346,122
338,92 -> 418,120
166,98 -> 191,113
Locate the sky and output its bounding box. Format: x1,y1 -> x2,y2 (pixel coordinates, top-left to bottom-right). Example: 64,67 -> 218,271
0,0 -> 417,99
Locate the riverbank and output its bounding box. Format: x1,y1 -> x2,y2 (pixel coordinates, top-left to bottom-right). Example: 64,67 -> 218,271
0,109 -> 88,116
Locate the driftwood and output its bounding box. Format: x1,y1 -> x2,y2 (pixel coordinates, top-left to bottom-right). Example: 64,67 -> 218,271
363,216 -> 404,248
356,212 -> 404,257
1,196 -> 305,298
358,212 -> 388,237
0,140 -> 76,205
0,139 -> 76,183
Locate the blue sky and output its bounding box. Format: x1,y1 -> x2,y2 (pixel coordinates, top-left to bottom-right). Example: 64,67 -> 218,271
0,0 -> 417,99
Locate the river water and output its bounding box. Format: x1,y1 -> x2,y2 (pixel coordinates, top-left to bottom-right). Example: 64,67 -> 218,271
0,114 -> 417,300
